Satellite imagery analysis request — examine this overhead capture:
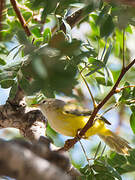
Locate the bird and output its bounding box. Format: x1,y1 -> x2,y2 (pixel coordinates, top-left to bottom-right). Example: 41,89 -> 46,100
33,98 -> 131,155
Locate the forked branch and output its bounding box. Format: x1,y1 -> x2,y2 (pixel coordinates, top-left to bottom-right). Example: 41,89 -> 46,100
60,59 -> 135,151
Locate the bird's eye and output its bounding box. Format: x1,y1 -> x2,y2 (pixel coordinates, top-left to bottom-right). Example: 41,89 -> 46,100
42,100 -> 46,104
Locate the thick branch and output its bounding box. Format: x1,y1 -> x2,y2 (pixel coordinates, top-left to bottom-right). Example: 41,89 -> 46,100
8,86 -> 24,105
0,138 -> 71,180
54,0 -> 135,35
52,4 -> 96,35
59,8 -> 84,34
104,0 -> 135,7
10,0 -> 31,36
0,102 -> 46,141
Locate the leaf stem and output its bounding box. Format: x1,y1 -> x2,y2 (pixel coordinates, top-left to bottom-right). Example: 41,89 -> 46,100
79,70 -> 97,108
122,29 -> 125,68
101,102 -> 119,117
79,140 -> 91,166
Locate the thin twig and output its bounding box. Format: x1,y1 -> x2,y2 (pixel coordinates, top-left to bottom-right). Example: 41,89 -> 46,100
100,102 -> 119,117
80,63 -> 91,73
10,0 -> 31,37
79,59 -> 135,137
79,70 -> 97,108
79,140 -> 90,166
122,29 -> 125,68
99,145 -> 106,160
93,141 -> 101,160
115,85 -> 135,93
0,0 -> 5,40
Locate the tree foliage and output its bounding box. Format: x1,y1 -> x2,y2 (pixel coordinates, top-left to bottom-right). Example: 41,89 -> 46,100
0,0 -> 135,179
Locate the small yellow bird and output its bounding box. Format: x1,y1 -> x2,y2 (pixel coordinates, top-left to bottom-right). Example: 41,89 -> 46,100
33,98 -> 131,155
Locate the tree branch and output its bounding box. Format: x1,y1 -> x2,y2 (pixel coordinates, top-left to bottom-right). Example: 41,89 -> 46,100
0,138 -> 71,180
52,4 -> 96,35
10,0 -> 31,37
0,101 -> 46,141
0,0 -> 5,40
60,59 -> 135,151
59,8 -> 84,34
104,0 -> 135,7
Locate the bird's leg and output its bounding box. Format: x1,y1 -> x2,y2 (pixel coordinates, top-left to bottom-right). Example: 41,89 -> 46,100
76,128 -> 87,139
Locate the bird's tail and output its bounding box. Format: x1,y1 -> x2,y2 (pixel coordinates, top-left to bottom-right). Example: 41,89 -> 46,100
98,130 -> 131,155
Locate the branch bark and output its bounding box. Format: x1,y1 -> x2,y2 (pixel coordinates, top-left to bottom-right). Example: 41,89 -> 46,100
0,0 -> 5,40
10,0 -> 31,36
104,0 -> 135,7
0,87 -> 79,179
0,102 -> 46,141
0,138 -> 71,180
1,0 -> 135,178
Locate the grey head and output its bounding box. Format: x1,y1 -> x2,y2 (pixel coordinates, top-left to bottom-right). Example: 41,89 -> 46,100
39,98 -> 66,112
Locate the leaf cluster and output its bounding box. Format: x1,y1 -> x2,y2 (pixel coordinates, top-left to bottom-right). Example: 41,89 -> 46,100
1,0 -> 135,179
80,150 -> 135,180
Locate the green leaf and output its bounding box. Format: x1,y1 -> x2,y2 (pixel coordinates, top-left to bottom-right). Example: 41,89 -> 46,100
92,164 -> 108,172
9,82 -> 18,100
106,163 -> 122,180
0,79 -> 15,89
0,58 -> 6,65
93,158 -> 122,180
103,44 -> 112,65
43,28 -> 51,43
95,173 -> 115,180
125,25 -> 132,34
96,5 -> 110,25
0,45 -> 8,55
22,11 -> 32,21
108,152 -> 127,167
132,87 -> 135,98
17,30 -> 29,45
119,82 -> 131,101
3,61 -> 21,72
130,113 -> 135,134
114,40 -> 120,57
86,59 -> 105,76
0,71 -> 16,81
127,149 -> 135,165
95,77 -> 113,86
80,165 -> 91,176
130,106 -> 135,114
1,30 -> 14,41
7,7 -> 15,16
19,76 -> 31,94
13,46 -> 24,60
100,14 -> 115,37
42,87 -> 55,98
31,27 -> 41,38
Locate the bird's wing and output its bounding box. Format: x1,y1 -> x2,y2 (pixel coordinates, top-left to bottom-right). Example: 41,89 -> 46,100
63,103 -> 111,125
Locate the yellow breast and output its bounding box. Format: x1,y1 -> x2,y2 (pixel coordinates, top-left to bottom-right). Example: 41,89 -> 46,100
45,109 -> 108,137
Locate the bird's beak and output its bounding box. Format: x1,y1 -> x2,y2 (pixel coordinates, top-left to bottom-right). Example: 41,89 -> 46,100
31,103 -> 40,107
